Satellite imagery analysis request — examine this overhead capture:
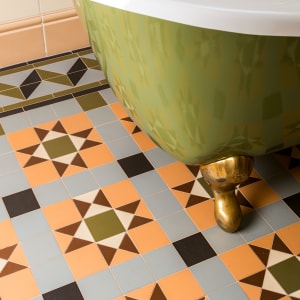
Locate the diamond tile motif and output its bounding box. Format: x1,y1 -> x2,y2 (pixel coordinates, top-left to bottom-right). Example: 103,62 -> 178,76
50,188 -> 153,265
1,47 -> 300,300
240,233 -> 300,298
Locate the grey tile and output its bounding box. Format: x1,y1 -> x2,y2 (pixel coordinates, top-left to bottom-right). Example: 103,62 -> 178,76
0,95 -> 21,107
0,136 -> 12,154
31,255 -> 74,294
0,198 -> 9,221
78,270 -> 122,300
144,148 -> 177,168
202,226 -> 245,254
96,121 -> 128,143
110,256 -> 154,294
239,210 -> 273,242
207,283 -> 248,300
99,88 -> 119,104
143,190 -> 182,219
130,170 -> 168,198
0,68 -> 33,86
0,170 -> 29,197
107,136 -> 140,159
0,152 -> 21,175
258,201 -> 299,230
12,209 -> 50,241
33,180 -> 70,207
265,172 -> 300,199
158,210 -> 199,242
191,257 -> 235,293
76,69 -> 105,86
29,81 -> 67,99
62,171 -> 98,197
51,98 -> 82,118
254,155 -> 285,179
0,112 -> 31,133
91,162 -> 127,187
21,231 -> 61,267
143,245 -> 186,280
86,106 -> 117,127
38,57 -> 78,74
25,105 -> 57,126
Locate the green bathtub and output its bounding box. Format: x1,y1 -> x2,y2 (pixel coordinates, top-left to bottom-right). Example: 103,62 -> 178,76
74,0 -> 300,231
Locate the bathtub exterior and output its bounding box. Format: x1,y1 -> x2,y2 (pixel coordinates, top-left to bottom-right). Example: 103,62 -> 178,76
75,0 -> 300,165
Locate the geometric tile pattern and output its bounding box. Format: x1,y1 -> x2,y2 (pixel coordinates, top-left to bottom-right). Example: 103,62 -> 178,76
0,48 -> 300,299
241,232 -> 300,299
53,188 -> 153,265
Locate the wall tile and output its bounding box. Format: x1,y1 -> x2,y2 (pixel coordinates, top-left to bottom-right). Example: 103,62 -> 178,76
39,0 -> 74,14
0,0 -> 40,23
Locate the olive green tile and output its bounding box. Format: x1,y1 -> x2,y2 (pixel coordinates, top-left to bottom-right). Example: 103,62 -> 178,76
85,210 -> 125,241
81,57 -> 100,69
3,101 -> 26,112
76,91 -> 107,111
43,136 -> 77,159
46,75 -> 73,87
36,69 -> 63,81
0,124 -> 5,136
77,48 -> 94,56
268,257 -> 300,294
0,83 -> 17,92
0,87 -> 25,100
0,64 -> 33,76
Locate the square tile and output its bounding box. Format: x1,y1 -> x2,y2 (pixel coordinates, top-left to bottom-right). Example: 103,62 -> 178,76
283,192 -> 300,217
118,153 -> 154,178
43,282 -> 84,300
173,233 -> 216,267
3,189 -> 40,218
191,256 -> 235,293
110,256 -> 154,294
143,245 -> 186,279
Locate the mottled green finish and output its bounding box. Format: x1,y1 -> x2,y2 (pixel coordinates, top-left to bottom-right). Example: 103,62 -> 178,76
75,0 -> 300,164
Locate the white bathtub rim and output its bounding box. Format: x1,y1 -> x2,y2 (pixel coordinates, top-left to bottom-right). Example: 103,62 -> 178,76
90,0 -> 300,37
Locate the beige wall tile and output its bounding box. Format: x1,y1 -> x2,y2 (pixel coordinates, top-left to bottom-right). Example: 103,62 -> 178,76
39,0 -> 74,14
0,0 -> 40,23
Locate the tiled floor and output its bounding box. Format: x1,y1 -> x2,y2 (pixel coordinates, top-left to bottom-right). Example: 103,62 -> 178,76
0,48 -> 300,300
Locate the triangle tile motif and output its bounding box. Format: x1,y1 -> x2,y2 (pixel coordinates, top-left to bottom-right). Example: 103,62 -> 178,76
16,120 -> 102,177
240,233 -> 300,297
0,244 -> 27,277
56,189 -> 153,265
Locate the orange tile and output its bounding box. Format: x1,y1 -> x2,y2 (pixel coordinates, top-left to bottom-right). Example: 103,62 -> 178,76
186,200 -> 216,230
62,164 -> 86,177
0,220 -> 19,248
239,180 -> 280,208
80,144 -> 115,168
121,120 -> 137,134
159,269 -> 205,300
53,231 -> 74,253
102,180 -> 140,208
110,248 -> 139,266
128,221 -> 170,254
60,113 -> 93,134
0,18 -> 45,68
135,200 -> 154,219
23,161 -> 60,187
277,221 -> 300,255
64,244 -> 107,280
10,244 -> 29,267
36,120 -> 57,131
250,233 -> 275,249
157,162 -> 195,188
110,102 -> 129,119
42,199 -> 82,230
239,282 -> 262,299
219,244 -> 265,280
124,283 -> 156,300
43,10 -> 89,56
132,131 -> 157,152
7,128 -> 40,150
171,190 -> 190,208
0,268 -> 40,300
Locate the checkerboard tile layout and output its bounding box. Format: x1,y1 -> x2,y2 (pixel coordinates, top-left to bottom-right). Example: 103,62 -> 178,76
0,49 -> 300,300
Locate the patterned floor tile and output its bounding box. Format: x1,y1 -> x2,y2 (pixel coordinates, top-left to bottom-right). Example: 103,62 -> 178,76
1,48 -> 300,299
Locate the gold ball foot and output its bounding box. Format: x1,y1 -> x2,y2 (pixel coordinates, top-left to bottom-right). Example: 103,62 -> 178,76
200,156 -> 254,232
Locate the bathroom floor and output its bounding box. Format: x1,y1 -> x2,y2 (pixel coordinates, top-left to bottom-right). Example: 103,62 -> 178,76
0,48 -> 300,300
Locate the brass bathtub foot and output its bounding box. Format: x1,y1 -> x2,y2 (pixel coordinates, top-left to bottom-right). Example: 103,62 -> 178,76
200,156 -> 254,232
